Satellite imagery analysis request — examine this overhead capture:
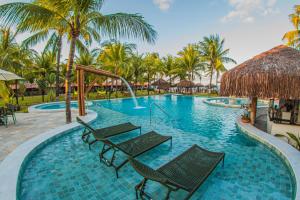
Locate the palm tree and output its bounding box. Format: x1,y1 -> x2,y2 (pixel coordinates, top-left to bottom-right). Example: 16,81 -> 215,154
161,55 -> 176,85
97,41 -> 135,96
33,51 -> 55,102
76,48 -> 100,96
128,52 -> 145,93
0,0 -> 157,123
143,53 -> 161,95
215,60 -> 227,85
177,44 -> 204,82
0,27 -> 34,104
283,5 -> 300,48
198,34 -> 236,89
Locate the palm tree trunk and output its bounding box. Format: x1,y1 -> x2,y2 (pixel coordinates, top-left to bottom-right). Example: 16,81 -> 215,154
55,35 -> 62,101
209,66 -> 214,90
216,71 -> 219,86
65,35 -> 77,123
147,72 -> 150,95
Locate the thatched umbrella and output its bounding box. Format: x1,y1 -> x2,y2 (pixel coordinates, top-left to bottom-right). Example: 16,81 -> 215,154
220,45 -> 300,124
177,80 -> 195,88
152,78 -> 170,90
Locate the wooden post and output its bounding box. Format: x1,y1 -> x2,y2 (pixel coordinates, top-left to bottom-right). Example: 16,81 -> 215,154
77,69 -> 86,116
250,96 -> 257,125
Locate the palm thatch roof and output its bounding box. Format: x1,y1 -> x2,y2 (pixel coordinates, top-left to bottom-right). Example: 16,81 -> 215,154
220,45 -> 300,99
152,78 -> 170,89
176,80 -> 195,88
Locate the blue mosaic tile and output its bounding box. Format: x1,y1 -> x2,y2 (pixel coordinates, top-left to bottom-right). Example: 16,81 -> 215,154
18,96 -> 295,200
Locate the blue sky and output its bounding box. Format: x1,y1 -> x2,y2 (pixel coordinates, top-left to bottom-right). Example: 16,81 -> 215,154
0,0 -> 297,68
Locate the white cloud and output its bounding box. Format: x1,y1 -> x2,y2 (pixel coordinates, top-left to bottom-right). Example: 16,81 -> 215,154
153,0 -> 173,11
221,0 -> 279,23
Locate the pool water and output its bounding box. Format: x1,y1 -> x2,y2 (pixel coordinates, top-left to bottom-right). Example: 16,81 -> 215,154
205,97 -> 267,107
35,102 -> 79,110
19,95 -> 295,200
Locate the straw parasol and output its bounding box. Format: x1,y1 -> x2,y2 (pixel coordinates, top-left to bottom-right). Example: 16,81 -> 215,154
220,45 -> 300,124
176,80 -> 195,88
221,45 -> 300,99
152,78 -> 170,89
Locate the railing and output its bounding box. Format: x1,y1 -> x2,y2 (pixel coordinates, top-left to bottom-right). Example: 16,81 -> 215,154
149,102 -> 176,126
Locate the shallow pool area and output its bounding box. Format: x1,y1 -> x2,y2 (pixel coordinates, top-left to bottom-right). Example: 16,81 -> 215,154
204,97 -> 268,108
18,95 -> 295,200
34,101 -> 92,110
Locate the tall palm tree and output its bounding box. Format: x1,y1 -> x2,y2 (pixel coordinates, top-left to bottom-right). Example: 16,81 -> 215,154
33,51 -> 55,102
98,41 -> 135,77
143,53 -> 160,95
198,34 -> 236,89
128,52 -> 145,93
162,55 -> 176,85
0,27 -> 34,104
283,5 -> 300,48
0,0 -> 157,123
177,44 -> 204,82
98,41 -> 135,97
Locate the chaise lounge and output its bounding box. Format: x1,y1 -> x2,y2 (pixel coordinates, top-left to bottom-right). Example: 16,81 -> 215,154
100,130 -> 172,178
76,117 -> 141,149
76,117 -> 172,178
129,144 -> 225,200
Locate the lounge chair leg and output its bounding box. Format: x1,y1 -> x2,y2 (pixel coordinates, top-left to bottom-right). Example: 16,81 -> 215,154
88,140 -> 97,150
170,138 -> 172,148
139,127 -> 142,135
222,157 -> 225,167
165,189 -> 172,200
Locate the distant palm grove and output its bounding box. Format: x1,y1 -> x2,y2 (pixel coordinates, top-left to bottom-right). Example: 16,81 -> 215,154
0,0 -> 237,123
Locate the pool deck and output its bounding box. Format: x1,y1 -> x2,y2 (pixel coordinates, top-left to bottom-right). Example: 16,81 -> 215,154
0,110 -> 80,162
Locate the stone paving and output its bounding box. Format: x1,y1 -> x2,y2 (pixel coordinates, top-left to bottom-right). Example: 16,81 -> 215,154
0,110 -> 79,162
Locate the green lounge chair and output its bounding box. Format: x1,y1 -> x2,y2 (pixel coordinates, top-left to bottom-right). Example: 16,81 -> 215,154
129,144 -> 225,200
100,131 -> 172,178
76,117 -> 141,150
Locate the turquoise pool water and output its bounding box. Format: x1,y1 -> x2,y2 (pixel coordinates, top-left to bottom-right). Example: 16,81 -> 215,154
35,102 -> 79,110
205,97 -> 267,108
19,95 -> 295,200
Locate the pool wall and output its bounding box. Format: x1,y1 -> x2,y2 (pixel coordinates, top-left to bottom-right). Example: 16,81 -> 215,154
0,111 -> 97,200
236,118 -> 300,200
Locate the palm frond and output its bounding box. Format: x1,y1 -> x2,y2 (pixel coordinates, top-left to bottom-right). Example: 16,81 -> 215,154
92,13 -> 157,44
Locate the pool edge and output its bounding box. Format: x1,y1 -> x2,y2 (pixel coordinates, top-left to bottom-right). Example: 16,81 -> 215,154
236,118 -> 300,200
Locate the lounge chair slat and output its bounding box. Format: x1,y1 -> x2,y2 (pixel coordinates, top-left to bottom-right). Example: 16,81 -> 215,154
116,131 -> 172,157
158,145 -> 224,192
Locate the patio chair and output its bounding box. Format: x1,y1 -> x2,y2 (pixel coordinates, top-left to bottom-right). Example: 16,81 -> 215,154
5,103 -> 16,124
76,117 -> 141,150
0,107 -> 8,127
100,131 -> 172,178
129,144 -> 225,200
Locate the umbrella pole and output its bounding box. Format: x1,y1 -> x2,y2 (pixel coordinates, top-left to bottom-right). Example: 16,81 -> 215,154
15,80 -> 19,105
250,97 -> 257,125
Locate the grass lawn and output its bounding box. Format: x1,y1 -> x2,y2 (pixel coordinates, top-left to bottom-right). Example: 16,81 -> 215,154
0,90 -> 219,112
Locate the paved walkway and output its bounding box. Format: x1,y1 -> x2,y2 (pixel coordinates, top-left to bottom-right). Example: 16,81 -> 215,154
0,110 -> 79,162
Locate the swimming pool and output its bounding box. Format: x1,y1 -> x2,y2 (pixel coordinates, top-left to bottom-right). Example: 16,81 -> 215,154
19,95 -> 295,200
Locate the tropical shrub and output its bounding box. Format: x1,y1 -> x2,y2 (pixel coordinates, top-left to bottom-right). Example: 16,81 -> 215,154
275,132 -> 300,150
